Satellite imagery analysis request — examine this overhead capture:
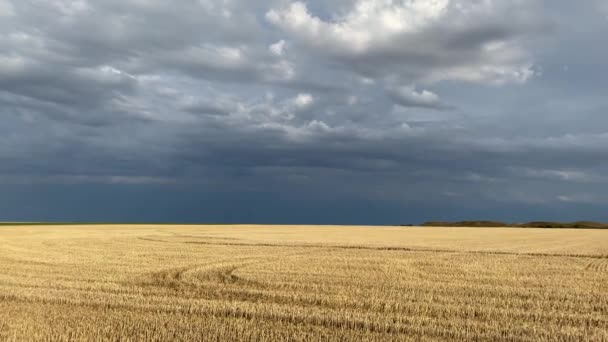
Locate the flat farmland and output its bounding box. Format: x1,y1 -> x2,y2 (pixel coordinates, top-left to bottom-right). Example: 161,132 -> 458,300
0,225 -> 607,341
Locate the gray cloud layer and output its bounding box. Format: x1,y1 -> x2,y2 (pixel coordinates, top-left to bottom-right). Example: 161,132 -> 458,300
1,0 -> 607,223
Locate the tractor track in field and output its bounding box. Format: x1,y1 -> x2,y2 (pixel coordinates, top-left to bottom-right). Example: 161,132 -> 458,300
139,250 -> 317,290
585,258 -> 608,272
136,236 -> 607,259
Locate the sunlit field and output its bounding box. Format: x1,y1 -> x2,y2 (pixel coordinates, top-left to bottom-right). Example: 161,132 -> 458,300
1,225 -> 607,341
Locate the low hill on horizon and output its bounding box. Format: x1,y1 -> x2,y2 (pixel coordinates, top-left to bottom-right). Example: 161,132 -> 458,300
421,221 -> 608,229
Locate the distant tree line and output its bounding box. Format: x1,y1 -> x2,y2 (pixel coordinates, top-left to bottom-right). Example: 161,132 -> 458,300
418,221 -> 608,229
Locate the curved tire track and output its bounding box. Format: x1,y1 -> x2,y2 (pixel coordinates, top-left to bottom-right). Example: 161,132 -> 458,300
585,258 -> 608,272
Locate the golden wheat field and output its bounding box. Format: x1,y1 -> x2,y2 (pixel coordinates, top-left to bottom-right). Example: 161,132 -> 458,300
0,224 -> 607,341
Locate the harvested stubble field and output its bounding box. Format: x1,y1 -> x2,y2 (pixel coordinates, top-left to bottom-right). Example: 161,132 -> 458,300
0,225 -> 607,341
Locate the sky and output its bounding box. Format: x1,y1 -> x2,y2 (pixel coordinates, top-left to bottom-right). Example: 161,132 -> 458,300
1,0 -> 607,224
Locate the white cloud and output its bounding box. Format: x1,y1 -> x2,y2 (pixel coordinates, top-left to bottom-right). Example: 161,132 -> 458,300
360,77 -> 375,85
267,0 -> 538,86
388,85 -> 450,110
519,168 -> 601,183
292,93 -> 314,109
174,45 -> 245,70
0,55 -> 27,76
77,65 -> 136,85
53,0 -> 89,16
267,59 -> 295,81
266,1 -> 448,55
269,39 -> 286,56
157,43 -> 296,82
426,63 -> 535,85
557,194 -> 595,204
307,119 -> 330,132
0,0 -> 14,17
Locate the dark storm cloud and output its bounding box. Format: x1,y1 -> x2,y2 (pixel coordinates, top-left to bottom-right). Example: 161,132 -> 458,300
0,0 -> 607,223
